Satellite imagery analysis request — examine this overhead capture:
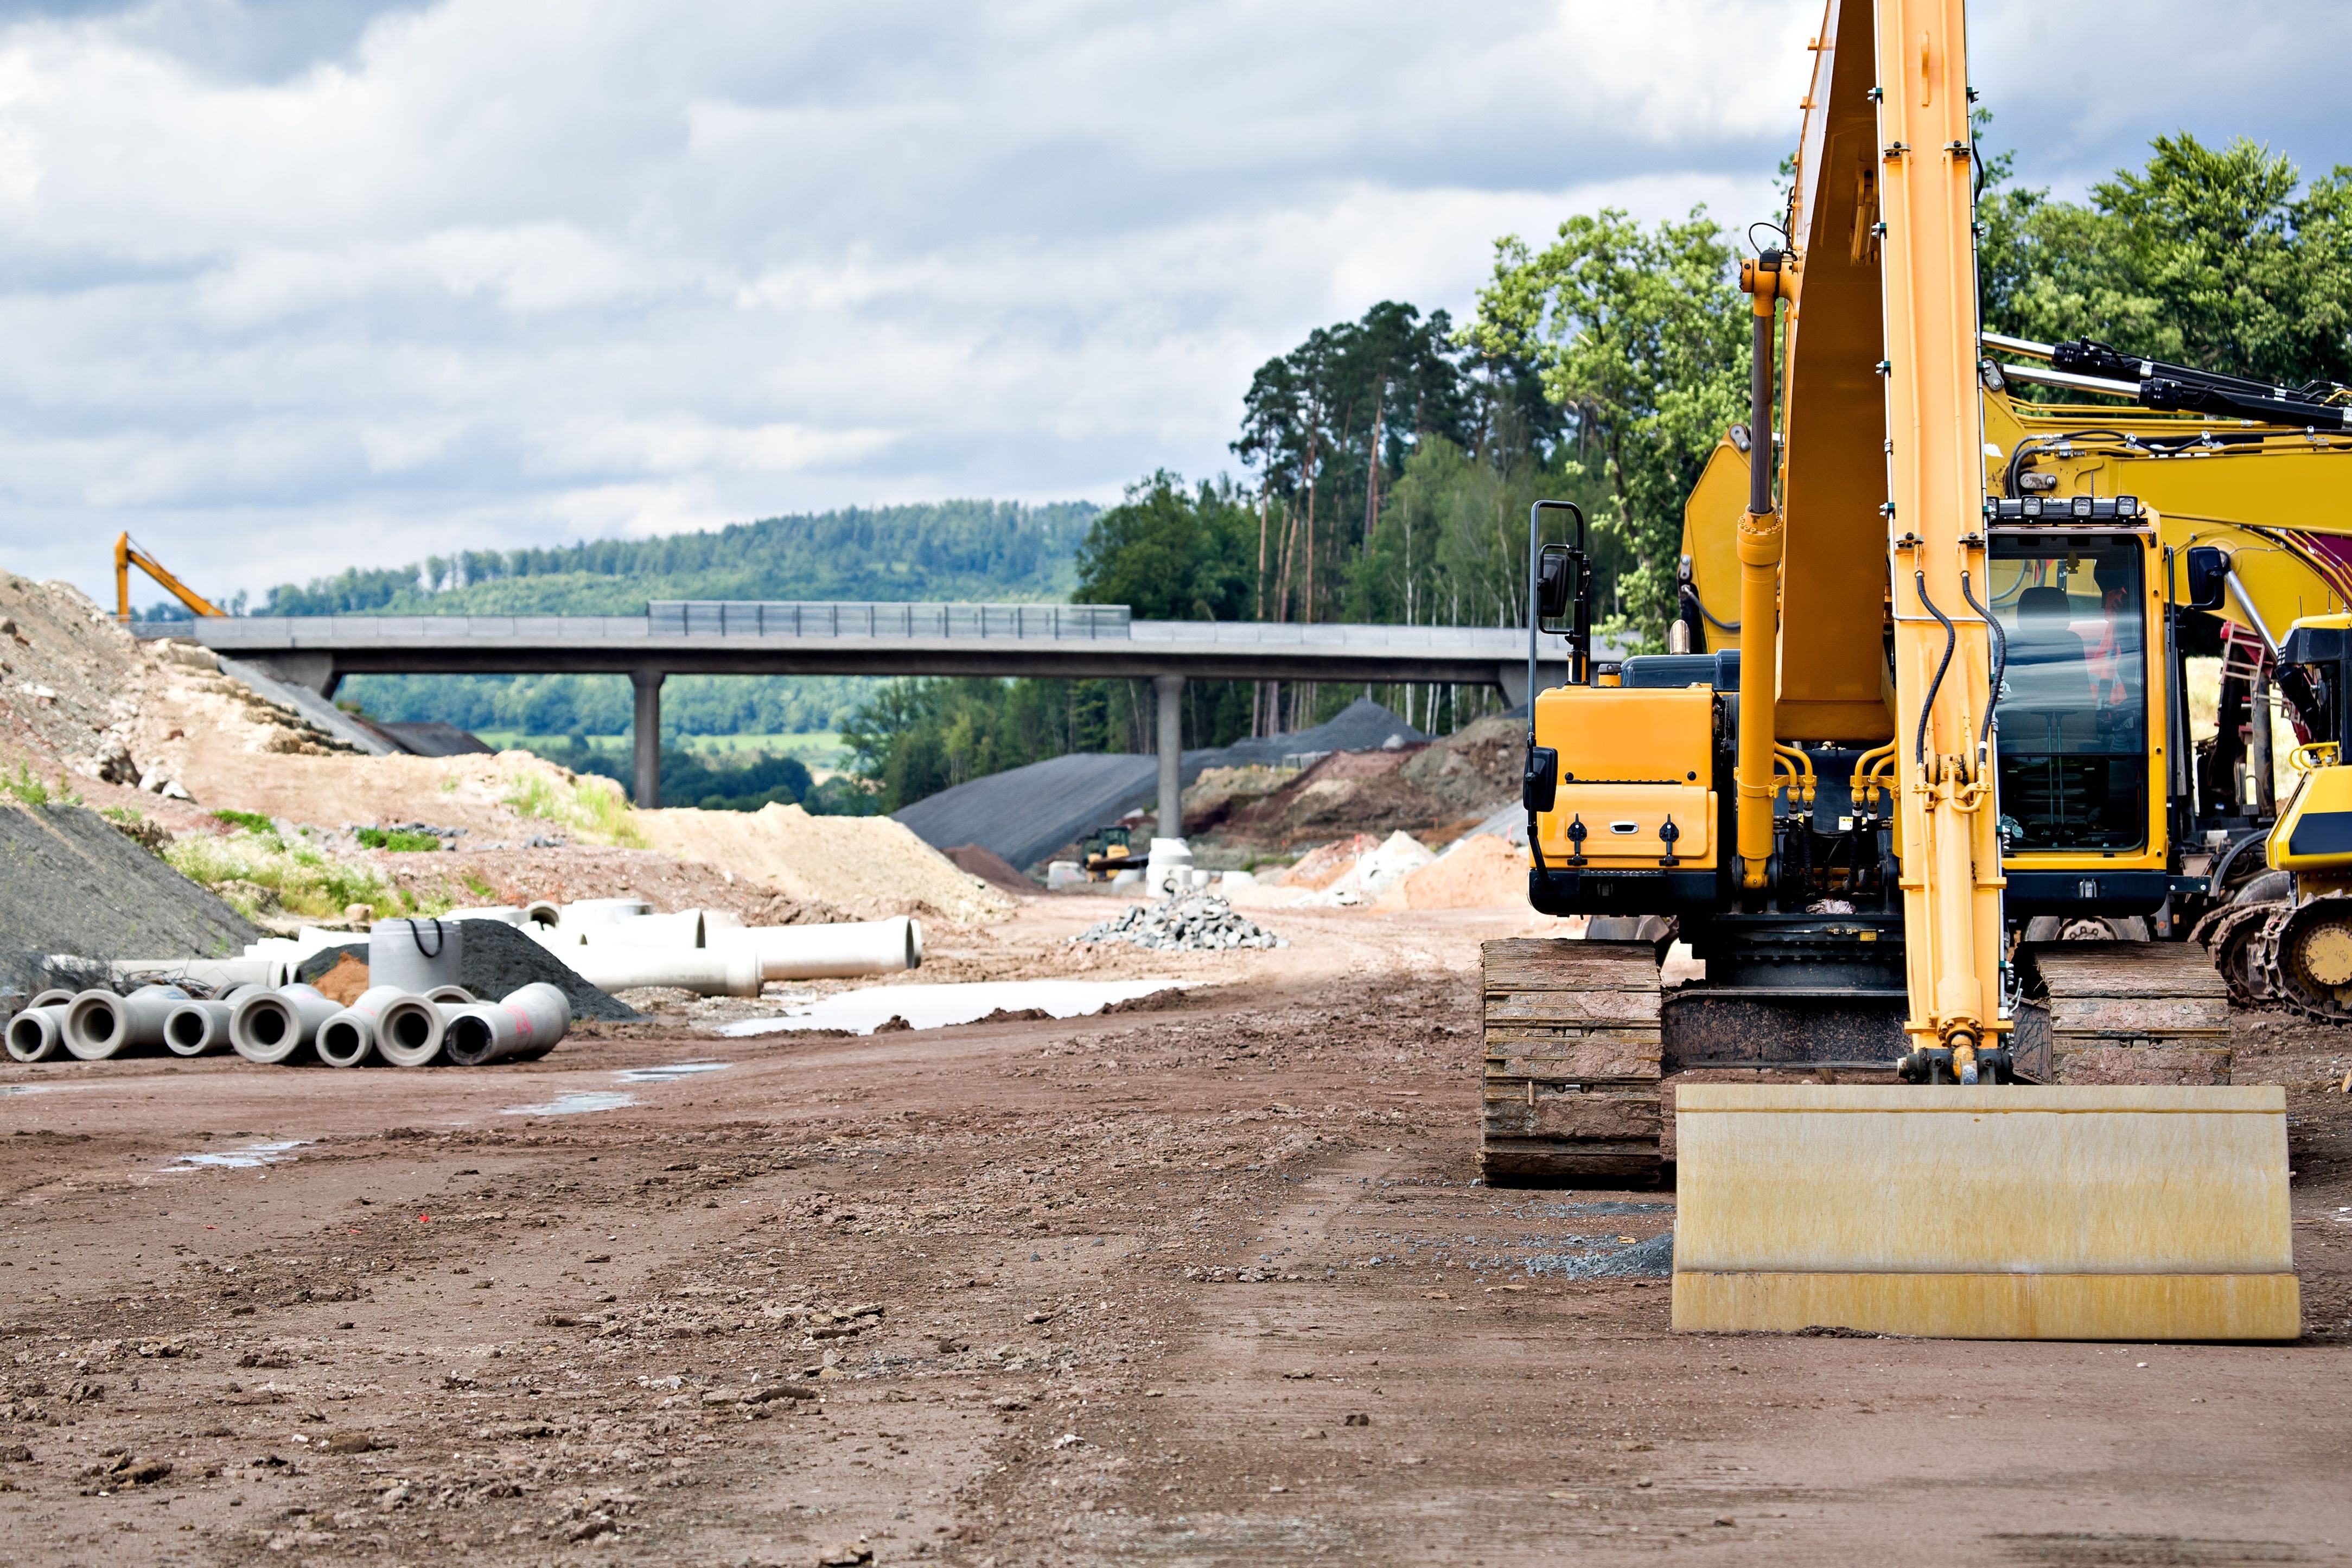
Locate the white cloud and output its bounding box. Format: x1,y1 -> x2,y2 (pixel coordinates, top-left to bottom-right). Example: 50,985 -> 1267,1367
0,0 -> 2331,604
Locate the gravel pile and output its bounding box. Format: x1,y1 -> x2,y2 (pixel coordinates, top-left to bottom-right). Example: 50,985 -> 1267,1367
1071,892 -> 1285,952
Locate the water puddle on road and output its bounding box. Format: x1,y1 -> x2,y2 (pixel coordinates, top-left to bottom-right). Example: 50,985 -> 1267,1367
0,1085 -> 42,1097
167,1139 -> 308,1170
501,1091 -> 637,1117
614,1062 -> 731,1085
721,979 -> 1193,1037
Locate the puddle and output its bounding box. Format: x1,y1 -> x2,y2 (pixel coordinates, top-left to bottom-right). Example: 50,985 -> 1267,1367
722,979 -> 1193,1037
615,1062 -> 731,1085
501,1091 -> 638,1117
0,1086 -> 41,1097
168,1139 -> 308,1170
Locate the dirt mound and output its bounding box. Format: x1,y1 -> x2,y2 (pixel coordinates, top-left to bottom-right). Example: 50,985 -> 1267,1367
0,802 -> 258,990
1272,834 -> 1379,890
345,845 -> 850,927
637,802 -> 1015,922
1397,712 -> 1525,813
942,842 -> 1036,893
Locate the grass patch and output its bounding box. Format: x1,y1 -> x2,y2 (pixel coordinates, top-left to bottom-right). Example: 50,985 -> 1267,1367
211,807 -> 276,836
356,826 -> 444,852
503,768 -> 647,849
167,827 -> 398,922
3,763 -> 80,808
461,870 -> 496,901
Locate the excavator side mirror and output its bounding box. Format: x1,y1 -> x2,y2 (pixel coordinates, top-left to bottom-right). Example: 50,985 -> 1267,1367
1524,747 -> 1559,814
2184,546 -> 2229,612
1536,545 -> 1578,623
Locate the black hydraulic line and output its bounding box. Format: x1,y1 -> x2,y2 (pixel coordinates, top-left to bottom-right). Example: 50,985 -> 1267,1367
1914,570 -> 1958,767
1960,569 -> 2005,753
1680,582 -> 1739,632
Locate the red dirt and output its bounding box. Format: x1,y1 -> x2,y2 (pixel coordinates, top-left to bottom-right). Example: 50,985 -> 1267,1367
0,899 -> 2345,1566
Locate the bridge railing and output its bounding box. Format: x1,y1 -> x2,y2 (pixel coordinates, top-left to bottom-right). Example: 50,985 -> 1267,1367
647,600 -> 1132,639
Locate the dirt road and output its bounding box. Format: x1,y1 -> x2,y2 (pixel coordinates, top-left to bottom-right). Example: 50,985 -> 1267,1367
1,899 -> 2348,1566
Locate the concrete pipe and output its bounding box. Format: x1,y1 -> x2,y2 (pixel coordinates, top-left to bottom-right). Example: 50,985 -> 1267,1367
66,985 -> 189,1061
443,983 -> 569,1067
562,943 -> 762,998
579,910 -> 708,949
424,985 -> 474,1005
314,985 -> 410,1069
162,984 -> 258,1058
444,906 -> 526,926
522,900 -> 561,928
230,984 -> 342,1065
374,995 -> 449,1068
6,1005 -> 68,1063
559,898 -> 653,929
720,916 -> 923,980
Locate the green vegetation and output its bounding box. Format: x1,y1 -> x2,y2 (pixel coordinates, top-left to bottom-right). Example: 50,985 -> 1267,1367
356,826 -> 444,852
167,826 -> 396,921
211,807 -> 276,836
500,768 -> 648,848
2,763 -> 81,808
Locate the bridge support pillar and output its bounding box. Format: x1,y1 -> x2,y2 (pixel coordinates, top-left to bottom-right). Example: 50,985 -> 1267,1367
631,669 -> 664,810
1154,674 -> 1183,841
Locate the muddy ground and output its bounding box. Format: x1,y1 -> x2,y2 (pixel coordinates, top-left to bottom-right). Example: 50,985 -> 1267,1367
1,897 -> 2348,1566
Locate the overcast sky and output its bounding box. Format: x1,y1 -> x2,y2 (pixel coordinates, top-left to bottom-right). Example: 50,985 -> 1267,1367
2,0 -> 2347,607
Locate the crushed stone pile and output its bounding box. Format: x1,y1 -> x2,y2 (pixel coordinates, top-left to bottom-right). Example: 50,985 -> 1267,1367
0,802 -> 258,991
1070,892 -> 1285,952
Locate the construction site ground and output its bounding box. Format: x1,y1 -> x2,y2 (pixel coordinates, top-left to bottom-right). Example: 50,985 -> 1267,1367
2,896 -> 2349,1567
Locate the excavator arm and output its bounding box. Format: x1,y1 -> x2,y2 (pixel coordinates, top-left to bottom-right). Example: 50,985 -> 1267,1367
113,533 -> 222,623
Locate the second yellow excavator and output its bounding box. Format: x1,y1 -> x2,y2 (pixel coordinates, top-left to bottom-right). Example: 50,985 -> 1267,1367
1481,0 -> 2298,1341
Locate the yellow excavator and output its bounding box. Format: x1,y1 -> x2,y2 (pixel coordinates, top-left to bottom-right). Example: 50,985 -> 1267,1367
1484,0 -> 2299,1340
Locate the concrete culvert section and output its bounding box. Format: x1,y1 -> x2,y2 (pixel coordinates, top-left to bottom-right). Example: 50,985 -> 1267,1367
6,1005 -> 67,1062
442,985 -> 568,1066
162,996 -> 238,1055
374,996 -> 448,1067
65,984 -> 184,1060
230,983 -> 340,1065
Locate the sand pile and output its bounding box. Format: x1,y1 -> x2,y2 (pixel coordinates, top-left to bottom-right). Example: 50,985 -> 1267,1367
1381,832 -> 1530,910
1271,834 -> 1378,890
637,802 -> 1015,922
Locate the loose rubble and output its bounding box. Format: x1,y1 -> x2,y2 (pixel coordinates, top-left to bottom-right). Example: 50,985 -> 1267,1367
1070,891 -> 1285,951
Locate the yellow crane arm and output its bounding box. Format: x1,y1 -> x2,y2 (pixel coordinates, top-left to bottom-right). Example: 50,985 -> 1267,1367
113,532 -> 223,623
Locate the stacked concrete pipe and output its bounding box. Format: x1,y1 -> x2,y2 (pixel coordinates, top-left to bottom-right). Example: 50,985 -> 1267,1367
65,984 -> 189,1060
5,989 -> 77,1063
163,984 -> 259,1057
442,983 -> 569,1066
230,983 -> 343,1065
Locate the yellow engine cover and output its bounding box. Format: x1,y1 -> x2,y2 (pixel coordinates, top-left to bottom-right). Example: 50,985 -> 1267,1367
1672,1084 -> 2299,1341
1531,684 -> 1717,869
2269,760 -> 2352,874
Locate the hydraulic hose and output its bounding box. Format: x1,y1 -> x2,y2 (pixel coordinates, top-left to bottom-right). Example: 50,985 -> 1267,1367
1914,570 -> 1957,767
1959,569 -> 2005,756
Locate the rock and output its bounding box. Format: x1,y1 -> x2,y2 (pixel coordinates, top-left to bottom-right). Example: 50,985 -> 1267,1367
1070,892 -> 1284,952
749,1382 -> 817,1403
815,1541 -> 874,1566
1343,1413 -> 1370,1427
315,1432 -> 379,1455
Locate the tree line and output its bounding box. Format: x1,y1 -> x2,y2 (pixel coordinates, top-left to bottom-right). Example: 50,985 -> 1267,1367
842,131 -> 2352,811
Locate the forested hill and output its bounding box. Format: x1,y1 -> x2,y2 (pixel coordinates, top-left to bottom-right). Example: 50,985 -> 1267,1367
259,500 -> 1098,616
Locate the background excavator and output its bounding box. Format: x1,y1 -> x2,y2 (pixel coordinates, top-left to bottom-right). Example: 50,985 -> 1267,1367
1484,0 -> 2298,1340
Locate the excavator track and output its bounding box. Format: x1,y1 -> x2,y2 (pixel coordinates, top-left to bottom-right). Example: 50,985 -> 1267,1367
2189,900 -> 2285,1006
2015,940 -> 2233,1085
2259,894 -> 2352,1022
1479,939 -> 1663,1187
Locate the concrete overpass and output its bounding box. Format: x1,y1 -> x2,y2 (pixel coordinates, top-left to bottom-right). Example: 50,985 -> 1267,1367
134,600 -> 1580,815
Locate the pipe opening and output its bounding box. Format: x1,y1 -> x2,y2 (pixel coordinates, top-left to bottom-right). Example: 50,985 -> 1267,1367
81,1003 -> 124,1047
7,1015 -> 47,1055
249,1006 -> 288,1046
318,1021 -> 361,1056
390,1011 -> 431,1049
167,1011 -> 206,1049
445,1015 -> 495,1065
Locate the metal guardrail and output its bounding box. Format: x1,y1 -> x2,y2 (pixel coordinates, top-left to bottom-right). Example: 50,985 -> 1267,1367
647,600 -> 1131,639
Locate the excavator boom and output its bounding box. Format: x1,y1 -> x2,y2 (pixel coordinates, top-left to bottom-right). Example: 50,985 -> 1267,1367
113,532 -> 222,623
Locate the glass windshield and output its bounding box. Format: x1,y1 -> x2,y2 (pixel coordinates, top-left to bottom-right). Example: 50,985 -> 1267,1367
1988,537 -> 2149,851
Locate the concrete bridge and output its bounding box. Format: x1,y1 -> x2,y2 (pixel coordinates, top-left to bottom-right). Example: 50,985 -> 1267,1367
134,600 -> 1578,816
